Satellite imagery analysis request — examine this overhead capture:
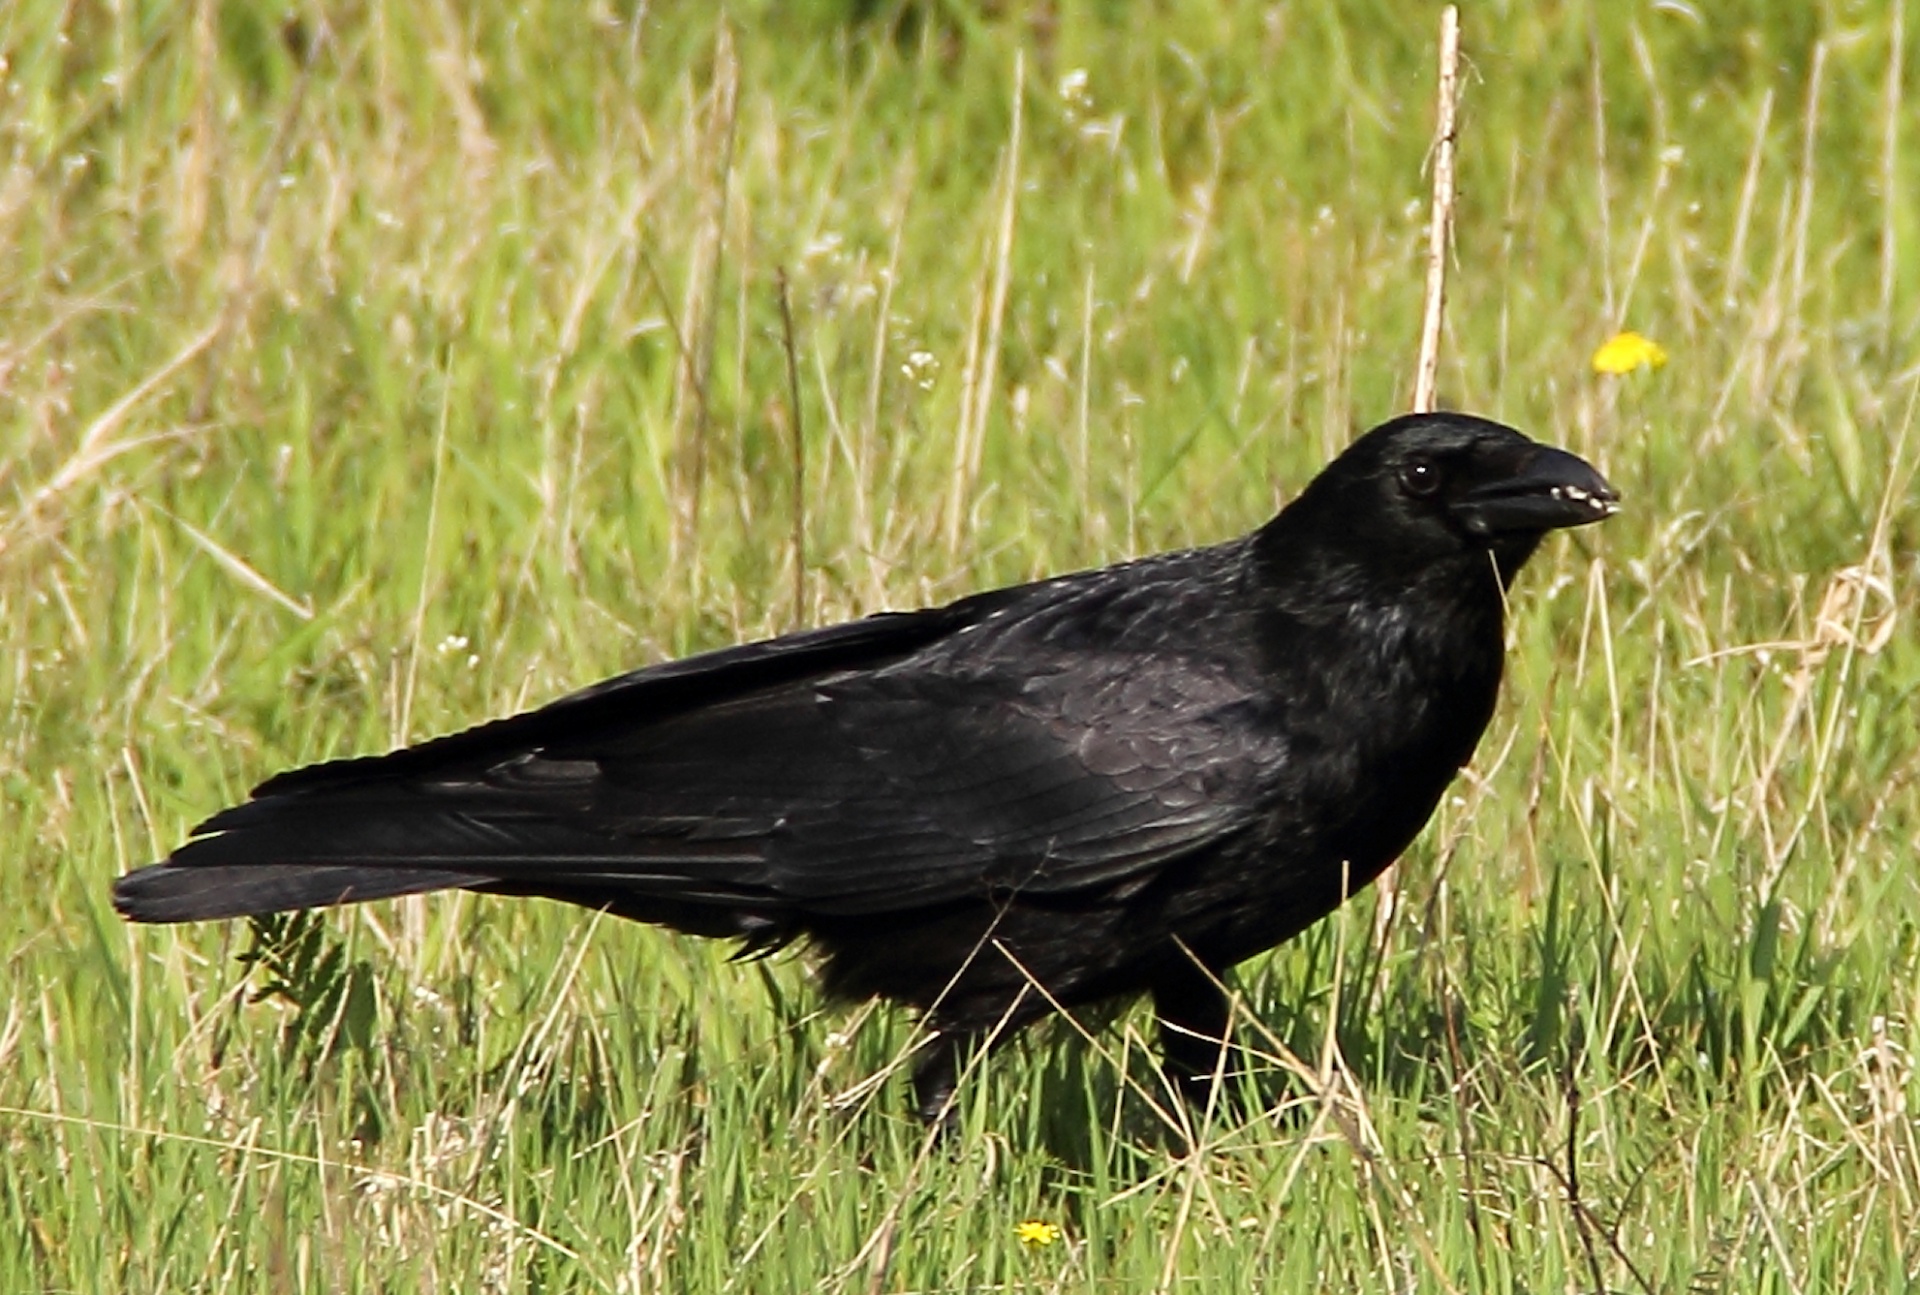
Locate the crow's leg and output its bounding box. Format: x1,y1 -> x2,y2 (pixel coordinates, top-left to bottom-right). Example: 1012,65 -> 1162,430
1151,956 -> 1233,1107
911,1031 -> 968,1128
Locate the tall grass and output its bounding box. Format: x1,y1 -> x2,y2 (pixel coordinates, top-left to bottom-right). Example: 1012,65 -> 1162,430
3,2 -> 1917,1290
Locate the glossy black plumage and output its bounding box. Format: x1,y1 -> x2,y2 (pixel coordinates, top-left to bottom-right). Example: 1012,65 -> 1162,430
114,412 -> 1617,1121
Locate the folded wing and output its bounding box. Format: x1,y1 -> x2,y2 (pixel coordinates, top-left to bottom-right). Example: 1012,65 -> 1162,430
115,569 -> 1280,927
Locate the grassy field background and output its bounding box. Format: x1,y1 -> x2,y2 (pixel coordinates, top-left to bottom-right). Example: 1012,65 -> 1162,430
5,1 -> 1919,1289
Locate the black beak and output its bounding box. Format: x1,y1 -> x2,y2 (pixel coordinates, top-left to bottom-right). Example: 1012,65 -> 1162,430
1453,445 -> 1619,537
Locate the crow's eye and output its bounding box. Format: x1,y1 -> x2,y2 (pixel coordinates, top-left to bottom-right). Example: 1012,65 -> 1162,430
1399,457 -> 1441,498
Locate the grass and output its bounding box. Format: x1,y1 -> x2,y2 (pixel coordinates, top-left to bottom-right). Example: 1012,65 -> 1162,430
4,1 -> 1919,1289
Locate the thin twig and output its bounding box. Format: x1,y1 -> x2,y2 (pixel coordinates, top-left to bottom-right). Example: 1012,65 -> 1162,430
944,51 -> 1023,555
189,19 -> 329,422
1545,996 -> 1661,1295
669,24 -> 739,564
1562,994 -> 1609,1295
776,268 -> 806,629
1411,5 -> 1462,414
1439,951 -> 1484,1244
1881,0 -> 1904,346
1379,2 -> 1463,955
3,324 -> 222,554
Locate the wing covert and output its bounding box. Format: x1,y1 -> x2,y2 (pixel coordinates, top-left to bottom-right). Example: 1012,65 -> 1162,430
565,650 -> 1281,915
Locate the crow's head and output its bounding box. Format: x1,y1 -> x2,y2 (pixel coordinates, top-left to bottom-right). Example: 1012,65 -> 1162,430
1260,412 -> 1619,590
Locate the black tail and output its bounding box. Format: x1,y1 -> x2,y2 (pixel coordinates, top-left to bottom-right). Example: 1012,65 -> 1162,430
111,862 -> 488,923
111,777 -> 599,924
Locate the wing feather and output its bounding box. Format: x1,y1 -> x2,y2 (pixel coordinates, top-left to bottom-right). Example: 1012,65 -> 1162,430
119,545 -> 1284,926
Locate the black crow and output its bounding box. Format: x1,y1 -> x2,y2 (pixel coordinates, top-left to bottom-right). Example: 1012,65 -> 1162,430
115,411 -> 1616,1122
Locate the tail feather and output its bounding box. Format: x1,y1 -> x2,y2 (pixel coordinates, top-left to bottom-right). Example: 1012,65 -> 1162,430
112,862 -> 487,923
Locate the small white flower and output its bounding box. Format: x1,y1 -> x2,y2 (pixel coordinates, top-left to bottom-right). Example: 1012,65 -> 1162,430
901,349 -> 939,391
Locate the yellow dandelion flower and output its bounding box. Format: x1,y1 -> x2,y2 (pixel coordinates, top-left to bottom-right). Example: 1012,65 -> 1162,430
1591,330 -> 1669,375
1015,1220 -> 1062,1248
